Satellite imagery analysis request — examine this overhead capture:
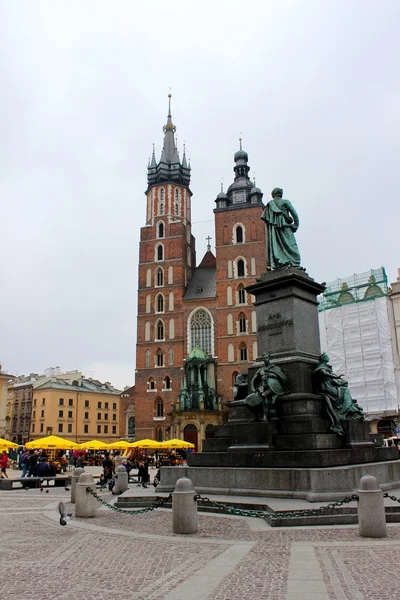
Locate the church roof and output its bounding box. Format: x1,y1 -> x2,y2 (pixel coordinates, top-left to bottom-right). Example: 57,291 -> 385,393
198,250 -> 216,268
183,266 -> 216,300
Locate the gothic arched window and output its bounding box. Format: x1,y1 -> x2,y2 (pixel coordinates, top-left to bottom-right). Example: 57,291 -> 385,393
168,347 -> 174,366
239,343 -> 248,361
156,349 -> 164,367
156,293 -> 164,313
157,427 -> 163,441
163,376 -> 171,390
156,398 -> 164,417
239,313 -> 247,333
237,259 -> 245,277
238,285 -> 246,305
156,320 -> 164,341
189,308 -> 213,355
145,349 -> 151,367
156,268 -> 164,287
147,378 -> 155,391
235,225 -> 243,243
156,244 -> 164,261
158,222 -> 164,238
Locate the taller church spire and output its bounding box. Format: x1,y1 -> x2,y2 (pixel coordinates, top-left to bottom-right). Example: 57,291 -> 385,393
147,95 -> 191,191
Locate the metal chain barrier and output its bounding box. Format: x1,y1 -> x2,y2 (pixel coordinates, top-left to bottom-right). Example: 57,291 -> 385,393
86,487 -> 173,515
383,492 -> 400,504
194,493 -> 359,521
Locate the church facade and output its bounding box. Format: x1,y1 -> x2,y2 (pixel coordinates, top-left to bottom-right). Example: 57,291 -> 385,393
134,98 -> 266,449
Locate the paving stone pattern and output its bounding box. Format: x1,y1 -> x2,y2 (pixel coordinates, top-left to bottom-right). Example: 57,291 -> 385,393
1,489 -> 400,599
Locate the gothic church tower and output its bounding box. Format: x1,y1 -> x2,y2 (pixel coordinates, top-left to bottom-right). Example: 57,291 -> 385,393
135,96 -> 194,441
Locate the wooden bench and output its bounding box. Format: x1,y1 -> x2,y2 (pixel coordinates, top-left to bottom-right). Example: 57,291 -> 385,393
0,476 -> 71,490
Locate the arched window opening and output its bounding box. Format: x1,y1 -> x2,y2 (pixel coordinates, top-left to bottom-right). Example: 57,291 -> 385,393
158,222 -> 164,238
159,189 -> 165,215
168,348 -> 174,365
157,427 -> 163,442
156,399 -> 164,417
205,424 -> 216,439
238,285 -> 246,305
175,202 -> 179,215
232,370 -> 239,386
240,344 -> 248,361
163,376 -> 171,390
146,294 -> 151,313
156,268 -> 164,287
156,320 -> 164,341
239,313 -> 247,333
145,349 -> 151,368
156,244 -> 164,261
156,349 -> 164,367
147,378 -> 155,391
156,293 -> 164,313
236,225 -> 243,243
189,309 -> 213,355
237,259 -> 245,277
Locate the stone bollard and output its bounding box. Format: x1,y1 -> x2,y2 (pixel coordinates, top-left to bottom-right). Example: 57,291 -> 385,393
114,465 -> 129,494
70,467 -> 85,504
172,477 -> 198,534
75,473 -> 98,518
357,475 -> 387,538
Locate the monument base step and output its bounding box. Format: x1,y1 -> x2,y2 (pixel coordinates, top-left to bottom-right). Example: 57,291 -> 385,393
157,460 -> 400,502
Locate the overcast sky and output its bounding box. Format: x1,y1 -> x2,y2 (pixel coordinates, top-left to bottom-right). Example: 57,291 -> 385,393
1,1 -> 399,389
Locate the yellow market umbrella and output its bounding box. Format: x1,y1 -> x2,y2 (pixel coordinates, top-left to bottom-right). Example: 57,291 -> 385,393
0,438 -> 18,449
130,439 -> 163,449
160,438 -> 195,449
108,440 -> 131,450
77,439 -> 111,450
25,435 -> 79,450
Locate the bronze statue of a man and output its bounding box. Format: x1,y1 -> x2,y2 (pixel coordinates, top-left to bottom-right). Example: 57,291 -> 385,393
244,352 -> 288,421
262,187 -> 301,270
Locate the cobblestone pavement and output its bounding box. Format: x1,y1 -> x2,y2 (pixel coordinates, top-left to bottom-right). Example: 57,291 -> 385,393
1,489 -> 400,600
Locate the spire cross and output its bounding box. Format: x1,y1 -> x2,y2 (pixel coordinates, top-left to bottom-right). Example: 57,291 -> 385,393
239,132 -> 243,150
206,236 -> 212,251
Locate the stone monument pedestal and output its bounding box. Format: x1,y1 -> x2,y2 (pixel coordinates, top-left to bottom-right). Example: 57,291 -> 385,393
159,267 -> 400,501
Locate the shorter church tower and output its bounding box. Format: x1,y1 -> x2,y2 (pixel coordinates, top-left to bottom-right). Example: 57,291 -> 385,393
213,142 -> 266,402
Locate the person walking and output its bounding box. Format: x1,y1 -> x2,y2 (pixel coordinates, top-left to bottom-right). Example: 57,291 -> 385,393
20,449 -> 29,477
27,450 -> 38,477
0,451 -> 9,478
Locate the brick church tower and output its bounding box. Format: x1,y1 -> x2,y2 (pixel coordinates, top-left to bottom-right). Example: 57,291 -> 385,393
213,142 -> 266,403
133,101 -> 267,447
135,96 -> 194,441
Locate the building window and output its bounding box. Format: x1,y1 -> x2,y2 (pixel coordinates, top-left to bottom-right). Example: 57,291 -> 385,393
189,308 -> 213,355
40,423 -> 44,433
156,294 -> 164,313
156,320 -> 164,341
33,399 -> 36,407
113,414 -> 117,421
238,285 -> 246,305
85,400 -> 90,408
240,343 -> 248,361
163,376 -> 171,390
58,424 -> 63,433
104,414 -> 108,421
157,427 -> 163,442
175,202 -> 179,215
97,425 -> 101,434
147,378 -> 156,391
235,225 -> 243,243
68,399 -> 73,406
58,410 -> 64,418
59,398 -> 64,406
156,399 -> 164,417
42,398 -> 45,406
112,426 -> 116,434
237,259 -> 245,277
68,424 -> 72,433
156,349 -> 164,367
156,268 -> 164,287
97,402 -> 102,409
159,188 -> 165,215
158,221 -> 164,238
104,425 -> 108,434
145,349 -> 151,367
105,402 -> 109,409
84,424 -> 88,433
239,313 -> 247,333
33,411 -> 36,418
84,412 -> 89,419
156,244 -> 164,261
112,403 -> 116,410
168,347 -> 174,366
68,411 -> 73,419
97,413 -> 101,420
41,410 -> 44,418
32,424 -> 35,433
